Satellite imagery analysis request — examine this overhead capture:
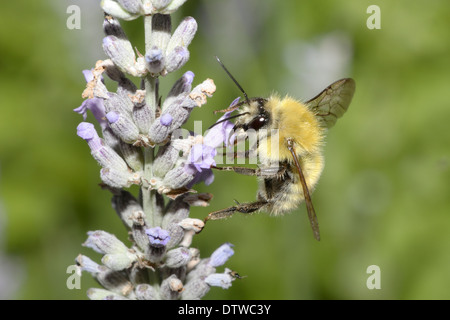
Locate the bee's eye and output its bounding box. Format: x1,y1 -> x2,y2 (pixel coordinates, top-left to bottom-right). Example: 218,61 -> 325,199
247,116 -> 267,131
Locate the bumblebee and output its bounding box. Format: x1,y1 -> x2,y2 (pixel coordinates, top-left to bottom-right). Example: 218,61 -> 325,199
205,58 -> 355,241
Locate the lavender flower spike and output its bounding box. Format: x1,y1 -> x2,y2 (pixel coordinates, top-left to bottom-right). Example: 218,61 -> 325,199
74,0 -> 240,300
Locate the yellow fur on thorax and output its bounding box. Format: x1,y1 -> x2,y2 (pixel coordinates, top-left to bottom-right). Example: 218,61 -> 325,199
260,95 -> 325,163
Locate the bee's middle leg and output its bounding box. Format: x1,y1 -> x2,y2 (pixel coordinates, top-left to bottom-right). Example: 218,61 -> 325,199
204,201 -> 268,222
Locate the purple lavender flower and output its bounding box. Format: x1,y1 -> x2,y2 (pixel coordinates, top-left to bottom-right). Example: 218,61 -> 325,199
76,122 -> 103,152
205,111 -> 236,148
208,243 -> 234,267
74,70 -> 107,126
145,227 -> 170,248
183,107 -> 236,186
74,98 -> 107,125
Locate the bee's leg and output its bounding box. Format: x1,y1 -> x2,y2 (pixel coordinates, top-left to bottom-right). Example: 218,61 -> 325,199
212,163 -> 287,178
212,165 -> 259,176
204,201 -> 268,222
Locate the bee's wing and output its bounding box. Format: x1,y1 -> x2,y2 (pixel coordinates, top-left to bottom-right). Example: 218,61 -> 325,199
306,78 -> 355,129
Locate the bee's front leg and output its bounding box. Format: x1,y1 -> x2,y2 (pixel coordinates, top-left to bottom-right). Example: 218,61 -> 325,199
212,163 -> 287,178
204,201 -> 268,222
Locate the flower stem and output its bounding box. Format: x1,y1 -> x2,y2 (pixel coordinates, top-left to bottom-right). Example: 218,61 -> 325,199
142,14 -> 160,227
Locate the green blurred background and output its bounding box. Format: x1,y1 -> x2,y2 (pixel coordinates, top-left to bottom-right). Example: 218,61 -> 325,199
1,0 -> 449,299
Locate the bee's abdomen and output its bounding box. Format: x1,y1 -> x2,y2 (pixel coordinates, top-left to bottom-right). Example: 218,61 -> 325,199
258,155 -> 324,215
258,168 -> 301,215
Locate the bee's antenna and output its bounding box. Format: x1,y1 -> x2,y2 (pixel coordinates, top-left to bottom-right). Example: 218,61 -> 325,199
215,56 -> 250,104
208,112 -> 249,129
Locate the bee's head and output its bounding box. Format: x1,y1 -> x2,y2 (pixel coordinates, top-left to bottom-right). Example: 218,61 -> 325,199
232,97 -> 271,132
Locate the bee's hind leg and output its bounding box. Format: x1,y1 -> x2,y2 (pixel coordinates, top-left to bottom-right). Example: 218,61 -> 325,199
204,201 -> 268,222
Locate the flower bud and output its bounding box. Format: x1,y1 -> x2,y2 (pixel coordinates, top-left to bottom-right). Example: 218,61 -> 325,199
118,142 -> 143,172
162,196 -> 190,228
135,284 -> 159,300
153,143 -> 181,178
164,0 -> 189,13
162,166 -> 194,190
116,0 -> 142,14
106,111 -> 140,144
101,129 -> 121,154
165,247 -> 190,268
96,266 -> 133,295
87,288 -> 127,300
160,274 -> 183,300
103,92 -> 134,116
178,218 -> 204,233
183,193 -> 213,207
102,252 -> 136,271
111,190 -> 143,229
181,278 -> 210,300
117,76 -> 138,97
100,167 -> 140,189
83,230 -> 129,255
166,17 -> 197,55
103,35 -> 137,75
165,222 -> 185,249
129,90 -> 151,134
103,15 -> 127,38
101,0 -> 140,21
152,0 -> 171,10
148,95 -> 194,144
185,260 -> 215,283
165,46 -> 189,73
163,71 -> 194,110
